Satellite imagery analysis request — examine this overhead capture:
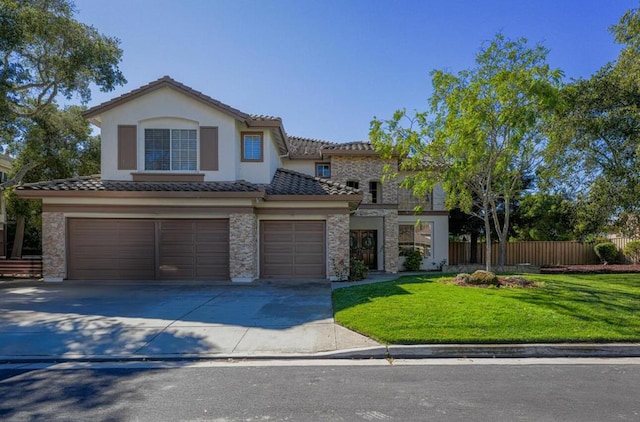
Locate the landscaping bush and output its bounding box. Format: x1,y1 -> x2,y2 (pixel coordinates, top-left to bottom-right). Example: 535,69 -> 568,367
402,248 -> 423,271
594,242 -> 618,264
623,240 -> 640,264
455,273 -> 471,283
349,259 -> 369,281
468,270 -> 499,286
504,276 -> 532,287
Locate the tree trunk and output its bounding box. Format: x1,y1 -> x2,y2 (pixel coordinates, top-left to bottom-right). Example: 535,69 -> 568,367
484,214 -> 492,272
11,215 -> 25,259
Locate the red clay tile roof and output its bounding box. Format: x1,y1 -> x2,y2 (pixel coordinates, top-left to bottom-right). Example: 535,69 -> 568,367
17,170 -> 362,199
264,168 -> 361,196
287,136 -> 338,159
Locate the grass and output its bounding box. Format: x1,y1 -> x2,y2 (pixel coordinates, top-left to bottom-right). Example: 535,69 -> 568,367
332,273 -> 640,344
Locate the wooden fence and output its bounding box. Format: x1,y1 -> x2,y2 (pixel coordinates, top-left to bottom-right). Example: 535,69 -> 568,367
449,241 -> 600,266
0,258 -> 42,277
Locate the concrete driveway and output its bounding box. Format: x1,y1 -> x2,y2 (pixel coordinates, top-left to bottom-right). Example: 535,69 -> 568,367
0,280 -> 378,360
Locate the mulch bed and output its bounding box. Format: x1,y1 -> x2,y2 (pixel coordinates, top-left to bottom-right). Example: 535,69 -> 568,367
541,264 -> 640,274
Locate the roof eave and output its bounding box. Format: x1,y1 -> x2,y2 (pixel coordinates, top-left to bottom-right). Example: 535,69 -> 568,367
16,190 -> 266,199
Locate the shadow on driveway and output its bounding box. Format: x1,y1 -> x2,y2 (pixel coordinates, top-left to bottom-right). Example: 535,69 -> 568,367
0,280 -> 370,357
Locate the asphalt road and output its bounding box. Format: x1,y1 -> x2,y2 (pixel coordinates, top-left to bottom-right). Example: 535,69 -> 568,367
1,359 -> 639,421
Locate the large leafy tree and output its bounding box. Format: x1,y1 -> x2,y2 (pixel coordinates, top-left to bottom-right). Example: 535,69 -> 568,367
545,6 -> 640,238
511,193 -> 577,241
371,34 -> 562,271
0,0 -> 125,142
6,105 -> 100,256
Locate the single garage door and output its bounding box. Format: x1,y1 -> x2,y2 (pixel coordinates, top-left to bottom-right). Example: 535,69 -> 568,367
67,218 -> 229,280
260,221 -> 326,278
68,219 -> 156,280
158,220 -> 229,280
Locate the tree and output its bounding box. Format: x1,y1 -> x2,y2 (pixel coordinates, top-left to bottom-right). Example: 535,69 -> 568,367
0,0 -> 125,141
5,104 -> 100,256
371,34 -> 562,271
511,193 -> 577,241
545,6 -> 640,238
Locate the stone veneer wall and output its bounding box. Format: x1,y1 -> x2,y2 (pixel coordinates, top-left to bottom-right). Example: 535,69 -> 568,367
330,156 -> 398,204
327,213 -> 350,279
42,212 -> 66,280
229,213 -> 257,281
352,208 -> 400,273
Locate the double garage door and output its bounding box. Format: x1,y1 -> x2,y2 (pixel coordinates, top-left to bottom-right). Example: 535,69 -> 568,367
67,219 -> 229,280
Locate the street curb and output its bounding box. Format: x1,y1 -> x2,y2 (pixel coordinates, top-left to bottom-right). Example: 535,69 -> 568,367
2,344 -> 640,364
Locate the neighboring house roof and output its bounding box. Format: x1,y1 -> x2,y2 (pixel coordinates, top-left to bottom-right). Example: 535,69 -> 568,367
321,141 -> 381,156
287,136 -> 338,160
17,170 -> 362,201
82,76 -> 289,154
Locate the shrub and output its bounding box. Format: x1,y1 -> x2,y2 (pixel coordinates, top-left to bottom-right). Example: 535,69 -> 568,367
594,242 -> 618,264
455,273 -> 470,283
468,270 -> 499,286
504,276 -> 532,287
402,249 -> 423,271
349,259 -> 369,281
623,240 -> 640,264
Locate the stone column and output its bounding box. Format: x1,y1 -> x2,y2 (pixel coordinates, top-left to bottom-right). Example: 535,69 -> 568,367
327,213 -> 350,280
384,211 -> 399,273
229,213 -> 257,282
42,212 -> 66,281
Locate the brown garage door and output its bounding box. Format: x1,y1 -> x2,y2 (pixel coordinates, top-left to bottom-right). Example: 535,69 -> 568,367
67,218 -> 229,281
68,219 -> 156,280
260,221 -> 326,278
159,220 -> 229,280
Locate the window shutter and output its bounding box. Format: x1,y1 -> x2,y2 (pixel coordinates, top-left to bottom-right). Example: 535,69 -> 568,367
117,125 -> 137,170
200,126 -> 219,171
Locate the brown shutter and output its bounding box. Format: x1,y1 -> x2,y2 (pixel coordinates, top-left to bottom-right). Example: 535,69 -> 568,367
200,126 -> 219,171
117,125 -> 137,170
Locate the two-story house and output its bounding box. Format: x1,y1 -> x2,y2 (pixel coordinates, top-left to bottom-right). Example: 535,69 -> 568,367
17,77 -> 448,282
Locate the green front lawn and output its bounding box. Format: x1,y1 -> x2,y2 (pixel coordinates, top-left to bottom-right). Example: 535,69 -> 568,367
332,273 -> 640,344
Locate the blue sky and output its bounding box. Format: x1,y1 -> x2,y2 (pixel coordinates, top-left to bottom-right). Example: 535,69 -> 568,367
73,0 -> 636,142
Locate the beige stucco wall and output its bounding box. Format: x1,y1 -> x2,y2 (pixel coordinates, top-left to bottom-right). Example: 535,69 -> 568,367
330,156 -> 398,204
398,214 -> 449,269
42,212 -> 66,281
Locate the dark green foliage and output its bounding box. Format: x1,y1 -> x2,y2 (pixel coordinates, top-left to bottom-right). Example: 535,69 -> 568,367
623,240 -> 640,264
468,270 -> 499,286
0,0 -> 125,140
512,193 -> 577,241
594,242 -> 618,264
349,259 -> 369,281
402,249 -> 423,271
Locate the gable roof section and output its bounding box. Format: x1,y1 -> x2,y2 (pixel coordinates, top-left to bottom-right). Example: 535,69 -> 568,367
16,170 -> 362,202
264,168 -> 361,200
82,76 -> 289,154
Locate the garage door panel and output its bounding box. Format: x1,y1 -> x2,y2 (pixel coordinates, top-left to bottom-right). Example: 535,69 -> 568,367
68,219 -> 156,280
261,221 -> 326,279
159,219 -> 229,280
69,218 -> 229,281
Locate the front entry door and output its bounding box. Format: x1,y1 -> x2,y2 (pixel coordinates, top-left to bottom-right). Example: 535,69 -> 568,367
350,230 -> 377,270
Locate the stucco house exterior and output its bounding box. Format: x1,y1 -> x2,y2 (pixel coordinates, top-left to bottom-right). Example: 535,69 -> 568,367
17,77 -> 448,282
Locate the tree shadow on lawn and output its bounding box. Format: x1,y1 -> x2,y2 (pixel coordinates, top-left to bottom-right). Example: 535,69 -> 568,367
0,365 -> 179,421
503,277 -> 640,333
332,275 -> 434,311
